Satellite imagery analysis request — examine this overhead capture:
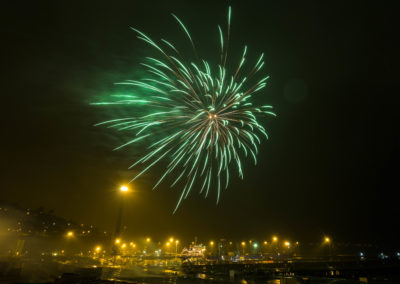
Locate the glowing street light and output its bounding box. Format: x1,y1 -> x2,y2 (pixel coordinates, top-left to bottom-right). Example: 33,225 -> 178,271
272,236 -> 278,242
146,237 -> 151,243
169,237 -> 174,242
284,241 -> 291,248
115,238 -> 121,244
324,237 -> 331,244
120,185 -> 129,192
66,231 -> 74,238
95,246 -> 101,252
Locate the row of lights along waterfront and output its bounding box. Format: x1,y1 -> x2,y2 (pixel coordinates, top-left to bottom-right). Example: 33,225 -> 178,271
63,184 -> 333,259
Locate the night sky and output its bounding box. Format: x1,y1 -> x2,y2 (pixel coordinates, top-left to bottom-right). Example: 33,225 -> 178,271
1,1 -> 398,246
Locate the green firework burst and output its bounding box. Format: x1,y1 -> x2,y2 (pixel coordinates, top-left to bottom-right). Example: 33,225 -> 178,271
93,7 -> 276,212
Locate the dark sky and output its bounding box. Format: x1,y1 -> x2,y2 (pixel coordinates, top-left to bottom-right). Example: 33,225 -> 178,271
1,1 -> 398,246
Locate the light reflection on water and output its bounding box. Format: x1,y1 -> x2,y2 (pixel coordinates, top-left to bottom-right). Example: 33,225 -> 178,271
116,277 -> 347,284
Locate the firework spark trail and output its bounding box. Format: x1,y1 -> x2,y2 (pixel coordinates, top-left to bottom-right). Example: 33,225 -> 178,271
93,7 -> 276,213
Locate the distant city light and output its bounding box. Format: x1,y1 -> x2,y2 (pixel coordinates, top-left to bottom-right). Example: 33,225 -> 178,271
3,203 -> 396,266
379,252 -> 388,259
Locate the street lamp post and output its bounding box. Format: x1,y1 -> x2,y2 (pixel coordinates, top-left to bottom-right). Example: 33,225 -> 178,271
112,185 -> 129,257
324,236 -> 332,259
175,240 -> 179,258
210,241 -> 214,256
272,236 -> 278,255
